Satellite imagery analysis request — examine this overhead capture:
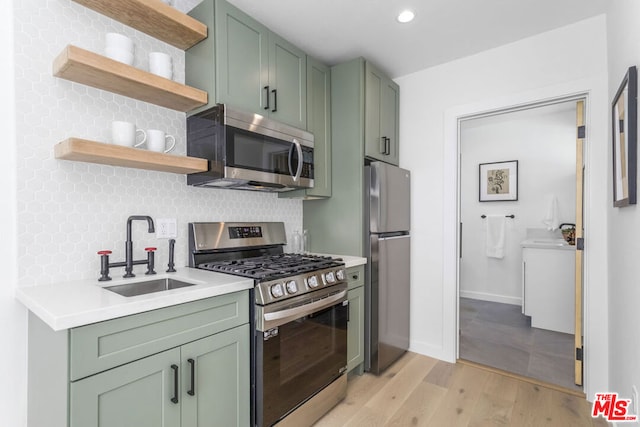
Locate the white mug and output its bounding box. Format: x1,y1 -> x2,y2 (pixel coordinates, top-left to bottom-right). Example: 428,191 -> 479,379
105,33 -> 134,65
149,52 -> 172,79
105,33 -> 134,52
147,129 -> 176,153
112,121 -> 146,147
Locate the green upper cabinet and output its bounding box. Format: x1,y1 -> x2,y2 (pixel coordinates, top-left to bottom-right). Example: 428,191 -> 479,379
187,0 -> 307,129
280,56 -> 331,199
214,0 -> 268,115
268,33 -> 307,128
364,61 -> 399,165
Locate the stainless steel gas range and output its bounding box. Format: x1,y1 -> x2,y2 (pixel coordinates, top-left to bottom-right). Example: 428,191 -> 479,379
188,222 -> 348,427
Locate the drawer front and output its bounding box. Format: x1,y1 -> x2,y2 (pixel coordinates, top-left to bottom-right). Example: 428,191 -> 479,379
346,265 -> 364,290
70,291 -> 249,381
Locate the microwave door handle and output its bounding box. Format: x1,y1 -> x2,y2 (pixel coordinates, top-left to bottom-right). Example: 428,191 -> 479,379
293,139 -> 303,181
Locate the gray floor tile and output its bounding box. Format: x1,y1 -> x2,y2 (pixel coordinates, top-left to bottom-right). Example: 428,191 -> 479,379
459,297 -> 581,392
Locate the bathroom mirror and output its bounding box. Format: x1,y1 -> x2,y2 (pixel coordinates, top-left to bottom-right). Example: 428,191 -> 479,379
612,65 -> 637,207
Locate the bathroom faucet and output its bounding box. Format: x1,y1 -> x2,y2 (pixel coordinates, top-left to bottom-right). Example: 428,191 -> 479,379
124,216 -> 155,278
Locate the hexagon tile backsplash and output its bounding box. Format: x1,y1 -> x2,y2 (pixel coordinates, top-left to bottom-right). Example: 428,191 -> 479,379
14,0 -> 302,286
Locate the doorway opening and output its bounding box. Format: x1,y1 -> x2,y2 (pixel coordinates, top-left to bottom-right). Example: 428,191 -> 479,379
457,98 -> 585,392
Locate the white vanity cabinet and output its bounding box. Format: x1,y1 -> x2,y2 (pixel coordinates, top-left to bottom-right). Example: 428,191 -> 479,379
522,245 -> 575,334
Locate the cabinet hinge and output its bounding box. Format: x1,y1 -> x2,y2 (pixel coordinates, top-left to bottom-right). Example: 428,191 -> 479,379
576,347 -> 583,361
576,237 -> 584,251
577,125 -> 586,139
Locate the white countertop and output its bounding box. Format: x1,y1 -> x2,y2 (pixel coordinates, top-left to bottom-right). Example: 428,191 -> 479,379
520,238 -> 576,250
16,268 -> 253,331
16,253 -> 367,332
310,253 -> 367,268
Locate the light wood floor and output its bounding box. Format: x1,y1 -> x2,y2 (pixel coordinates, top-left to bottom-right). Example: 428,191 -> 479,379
314,352 -> 608,427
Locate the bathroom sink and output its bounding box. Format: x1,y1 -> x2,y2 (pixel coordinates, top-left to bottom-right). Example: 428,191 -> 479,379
105,278 -> 196,297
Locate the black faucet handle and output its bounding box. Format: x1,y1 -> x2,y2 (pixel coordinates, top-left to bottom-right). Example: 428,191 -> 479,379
98,250 -> 112,281
145,247 -> 157,275
167,239 -> 176,273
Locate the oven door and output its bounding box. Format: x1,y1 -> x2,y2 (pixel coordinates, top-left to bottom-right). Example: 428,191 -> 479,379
255,285 -> 348,427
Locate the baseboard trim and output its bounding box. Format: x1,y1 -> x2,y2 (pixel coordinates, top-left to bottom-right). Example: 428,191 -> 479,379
459,290 -> 521,306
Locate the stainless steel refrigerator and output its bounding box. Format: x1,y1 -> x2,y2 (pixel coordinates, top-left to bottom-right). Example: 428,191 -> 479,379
364,162 -> 411,374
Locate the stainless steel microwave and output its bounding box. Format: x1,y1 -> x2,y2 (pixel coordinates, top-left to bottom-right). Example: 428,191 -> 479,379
186,104 -> 314,192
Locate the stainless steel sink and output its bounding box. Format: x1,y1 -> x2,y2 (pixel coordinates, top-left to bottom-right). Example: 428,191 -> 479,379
105,278 -> 196,297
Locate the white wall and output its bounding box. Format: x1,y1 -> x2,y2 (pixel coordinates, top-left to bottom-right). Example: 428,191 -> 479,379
396,15 -> 609,398
460,105 -> 576,304
606,0 -> 640,418
1,1 -> 26,425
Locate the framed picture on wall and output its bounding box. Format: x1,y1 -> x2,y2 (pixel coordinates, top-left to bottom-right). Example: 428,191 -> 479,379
612,65 -> 637,207
479,160 -> 518,202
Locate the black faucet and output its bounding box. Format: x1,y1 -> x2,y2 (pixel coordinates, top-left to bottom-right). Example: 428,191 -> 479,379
124,216 -> 155,278
97,216 -> 156,281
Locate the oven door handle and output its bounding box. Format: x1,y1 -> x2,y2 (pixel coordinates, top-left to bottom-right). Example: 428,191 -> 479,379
263,290 -> 347,329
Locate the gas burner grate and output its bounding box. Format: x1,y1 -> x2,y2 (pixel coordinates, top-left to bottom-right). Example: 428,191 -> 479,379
198,254 -> 343,281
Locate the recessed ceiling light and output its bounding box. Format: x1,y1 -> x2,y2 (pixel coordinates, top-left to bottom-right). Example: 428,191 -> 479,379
397,9 -> 415,23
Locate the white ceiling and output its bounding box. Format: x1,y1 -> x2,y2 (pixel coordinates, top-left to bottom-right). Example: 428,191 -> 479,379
224,0 -> 608,79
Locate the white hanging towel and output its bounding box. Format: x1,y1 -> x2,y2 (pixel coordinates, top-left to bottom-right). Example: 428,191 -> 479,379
485,215 -> 506,259
542,195 -> 560,231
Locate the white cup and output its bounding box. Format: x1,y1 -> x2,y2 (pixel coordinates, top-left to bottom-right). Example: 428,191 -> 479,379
147,129 -> 176,153
105,33 -> 134,53
149,52 -> 173,79
111,121 -> 146,147
105,47 -> 134,65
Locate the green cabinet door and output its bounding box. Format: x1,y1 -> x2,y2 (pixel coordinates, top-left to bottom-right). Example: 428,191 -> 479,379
280,56 -> 331,199
364,61 -> 384,162
268,33 -> 307,129
70,348 -> 182,427
181,324 -> 250,427
214,0 -> 269,115
364,61 -> 399,165
381,78 -> 400,165
347,286 -> 365,374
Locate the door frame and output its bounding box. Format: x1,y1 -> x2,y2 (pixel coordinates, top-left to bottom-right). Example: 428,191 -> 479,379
455,97 -> 585,386
442,78 -> 608,398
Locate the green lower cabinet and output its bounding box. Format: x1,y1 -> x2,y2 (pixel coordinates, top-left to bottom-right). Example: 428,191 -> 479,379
70,324 -> 250,427
70,348 -> 182,427
347,285 -> 365,374
181,324 -> 250,427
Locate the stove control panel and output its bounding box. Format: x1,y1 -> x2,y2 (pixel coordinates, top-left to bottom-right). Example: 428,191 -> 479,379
256,266 -> 346,305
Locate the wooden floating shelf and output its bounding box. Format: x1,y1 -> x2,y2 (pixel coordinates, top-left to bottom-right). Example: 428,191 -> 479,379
53,45 -> 208,112
71,0 -> 207,50
54,138 -> 209,175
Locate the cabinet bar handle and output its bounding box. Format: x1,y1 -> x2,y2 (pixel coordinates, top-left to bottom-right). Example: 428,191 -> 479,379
272,89 -> 277,112
187,358 -> 195,396
264,86 -> 270,110
379,137 -> 386,154
385,137 -> 391,155
170,364 -> 179,404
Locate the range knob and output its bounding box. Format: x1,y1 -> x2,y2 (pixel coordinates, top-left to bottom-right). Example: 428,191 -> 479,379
270,283 -> 284,298
336,269 -> 345,281
306,275 -> 319,288
324,271 -> 336,284
285,280 -> 298,294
